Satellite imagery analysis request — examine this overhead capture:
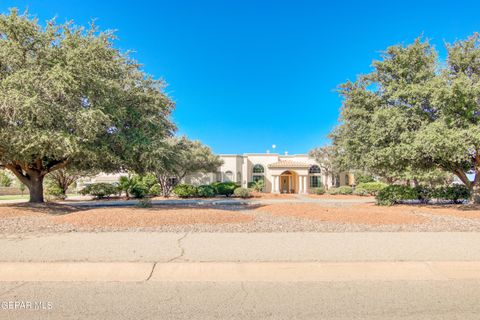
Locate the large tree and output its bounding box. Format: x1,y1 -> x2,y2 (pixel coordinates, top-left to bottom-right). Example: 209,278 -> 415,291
141,137 -> 223,197
332,34 -> 480,202
308,145 -> 342,188
0,9 -> 174,202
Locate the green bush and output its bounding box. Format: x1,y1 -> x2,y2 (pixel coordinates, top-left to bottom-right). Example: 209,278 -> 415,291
119,174 -> 158,198
309,187 -> 325,195
326,187 -> 340,195
337,186 -> 354,195
80,183 -> 118,199
376,185 -> 418,206
173,184 -> 198,198
356,182 -> 388,195
355,172 -> 376,184
432,185 -> 470,203
197,185 -> 216,198
234,187 -> 251,198
0,171 -> 12,187
148,184 -> 161,196
130,183 -> 148,199
44,181 -> 66,200
248,180 -> 265,192
353,187 -> 369,196
211,182 -> 239,197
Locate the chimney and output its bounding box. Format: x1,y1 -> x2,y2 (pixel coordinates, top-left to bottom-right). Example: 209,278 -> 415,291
284,151 -> 288,155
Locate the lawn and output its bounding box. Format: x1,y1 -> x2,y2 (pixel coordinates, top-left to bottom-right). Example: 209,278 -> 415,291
0,195 -> 28,201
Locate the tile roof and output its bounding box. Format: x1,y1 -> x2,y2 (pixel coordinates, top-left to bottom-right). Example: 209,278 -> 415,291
267,160 -> 311,168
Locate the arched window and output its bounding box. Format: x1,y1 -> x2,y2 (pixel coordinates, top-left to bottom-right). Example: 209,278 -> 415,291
309,165 -> 322,188
309,165 -> 321,174
225,171 -> 233,182
252,164 -> 265,183
252,164 -> 264,174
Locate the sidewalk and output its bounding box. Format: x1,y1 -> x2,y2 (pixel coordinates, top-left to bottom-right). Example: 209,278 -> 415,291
2,232 -> 480,262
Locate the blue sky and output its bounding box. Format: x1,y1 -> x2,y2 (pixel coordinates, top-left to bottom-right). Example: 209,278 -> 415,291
2,1 -> 480,154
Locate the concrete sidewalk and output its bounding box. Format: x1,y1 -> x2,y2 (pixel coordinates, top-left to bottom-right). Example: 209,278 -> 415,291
1,232 -> 480,262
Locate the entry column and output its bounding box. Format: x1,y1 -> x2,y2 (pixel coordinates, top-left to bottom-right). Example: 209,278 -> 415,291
272,175 -> 279,193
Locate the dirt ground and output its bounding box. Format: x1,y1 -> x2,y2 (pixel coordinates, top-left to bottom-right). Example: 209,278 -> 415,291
1,201 -> 480,233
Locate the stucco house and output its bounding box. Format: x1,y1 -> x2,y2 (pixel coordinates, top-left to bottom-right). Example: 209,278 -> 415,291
82,152 -> 354,194
184,152 -> 354,194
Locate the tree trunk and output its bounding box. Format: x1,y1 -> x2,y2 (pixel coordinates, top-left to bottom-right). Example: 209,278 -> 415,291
27,173 -> 45,203
471,185 -> 480,204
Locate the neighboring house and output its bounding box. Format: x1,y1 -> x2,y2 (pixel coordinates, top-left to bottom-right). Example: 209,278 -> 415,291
82,152 -> 354,194
185,152 -> 354,194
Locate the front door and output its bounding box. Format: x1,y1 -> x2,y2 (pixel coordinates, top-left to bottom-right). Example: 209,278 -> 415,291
281,175 -> 290,193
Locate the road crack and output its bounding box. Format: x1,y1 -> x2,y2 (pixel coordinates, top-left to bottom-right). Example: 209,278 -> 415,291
167,232 -> 189,262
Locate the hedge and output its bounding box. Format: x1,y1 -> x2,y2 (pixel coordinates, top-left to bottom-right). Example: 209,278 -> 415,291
211,182 -> 239,197
234,187 -> 251,198
173,184 -> 198,198
80,183 -> 118,199
376,185 -> 471,206
355,182 -> 388,196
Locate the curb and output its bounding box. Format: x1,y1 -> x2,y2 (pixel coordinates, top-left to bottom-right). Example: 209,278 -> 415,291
1,261 -> 480,282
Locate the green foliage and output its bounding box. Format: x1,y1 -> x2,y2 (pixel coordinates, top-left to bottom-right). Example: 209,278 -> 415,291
332,34 -> 480,202
353,187 -> 369,196
432,185 -> 471,203
211,182 -> 239,197
148,184 -> 161,197
338,186 -> 354,195
0,171 -> 12,187
173,184 -> 198,198
356,182 -> 388,196
140,137 -> 223,197
376,185 -> 419,206
118,174 -> 158,198
44,180 -> 66,200
309,187 -> 326,195
248,180 -> 265,192
0,9 -> 174,202
234,187 -> 251,198
197,185 -> 216,198
326,187 -> 340,195
354,172 -> 375,184
80,183 -> 117,199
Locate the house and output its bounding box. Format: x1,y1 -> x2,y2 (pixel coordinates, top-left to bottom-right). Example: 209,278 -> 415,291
184,152 -> 354,194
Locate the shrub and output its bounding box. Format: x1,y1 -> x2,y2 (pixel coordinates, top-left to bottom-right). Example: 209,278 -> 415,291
44,181 -> 66,200
326,187 -> 340,195
234,187 -> 251,198
197,185 -> 216,198
248,180 -> 265,192
173,184 -> 198,198
0,171 -> 12,187
413,186 -> 433,204
354,172 -> 375,184
80,183 -> 117,199
376,185 -> 418,206
337,186 -> 353,195
148,184 -> 161,197
309,187 -> 325,195
353,187 -> 369,196
130,183 -> 148,199
433,185 -> 470,203
356,182 -> 388,196
211,182 -> 239,197
119,174 -> 158,198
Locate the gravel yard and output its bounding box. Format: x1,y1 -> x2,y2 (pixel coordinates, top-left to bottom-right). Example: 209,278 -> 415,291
1,200 -> 480,233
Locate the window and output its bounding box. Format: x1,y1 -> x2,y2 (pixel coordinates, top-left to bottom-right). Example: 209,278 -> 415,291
252,164 -> 265,184
168,177 -> 178,187
345,174 -> 350,186
309,165 -> 322,188
215,172 -> 222,182
225,171 -> 233,182
237,172 -> 242,183
309,176 -> 321,188
252,164 -> 264,173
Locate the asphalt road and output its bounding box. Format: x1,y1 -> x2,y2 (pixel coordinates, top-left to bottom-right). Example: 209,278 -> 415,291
1,280 -> 479,319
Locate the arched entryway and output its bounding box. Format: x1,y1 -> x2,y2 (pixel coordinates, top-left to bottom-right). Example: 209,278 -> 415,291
279,170 -> 298,194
